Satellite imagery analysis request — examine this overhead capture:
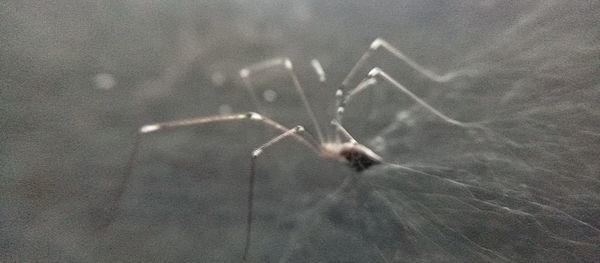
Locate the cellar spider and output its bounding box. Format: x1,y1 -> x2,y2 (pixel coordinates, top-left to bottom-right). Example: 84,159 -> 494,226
116,38 -> 478,261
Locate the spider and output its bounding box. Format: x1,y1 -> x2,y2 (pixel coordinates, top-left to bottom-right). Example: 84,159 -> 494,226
115,38 -> 477,261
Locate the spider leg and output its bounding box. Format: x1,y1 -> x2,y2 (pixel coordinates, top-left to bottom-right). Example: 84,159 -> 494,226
365,68 -> 471,127
240,58 -> 325,143
310,58 -> 326,83
342,38 -> 477,88
244,125 -> 308,261
334,78 -> 378,124
335,67 -> 475,128
330,119 -> 358,144
106,112 -> 319,229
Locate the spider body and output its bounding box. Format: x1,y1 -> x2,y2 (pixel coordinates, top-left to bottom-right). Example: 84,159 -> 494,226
320,142 -> 383,171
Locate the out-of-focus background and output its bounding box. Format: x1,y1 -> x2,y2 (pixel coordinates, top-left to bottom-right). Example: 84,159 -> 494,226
2,0 -> 599,262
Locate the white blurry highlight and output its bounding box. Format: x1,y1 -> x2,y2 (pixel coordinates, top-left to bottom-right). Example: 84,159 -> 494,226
211,71 -> 226,87
93,73 -> 116,90
262,89 -> 278,102
247,112 -> 263,120
252,148 -> 263,157
370,136 -> 386,152
283,59 -> 293,69
310,59 -> 326,82
368,67 -> 382,77
140,124 -> 161,133
239,69 -> 250,78
370,38 -> 384,49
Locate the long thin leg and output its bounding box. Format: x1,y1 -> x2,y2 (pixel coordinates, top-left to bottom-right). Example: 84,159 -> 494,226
334,78 -> 378,123
330,119 -> 358,144
332,78 -> 378,142
100,130 -> 143,230
341,38 -> 477,88
243,125 -> 307,261
365,68 -> 471,127
106,112 -> 320,228
240,58 -> 325,144
310,59 -> 326,83
335,68 -> 473,128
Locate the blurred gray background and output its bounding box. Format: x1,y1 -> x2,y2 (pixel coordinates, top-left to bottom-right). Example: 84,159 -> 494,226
1,0 -> 599,262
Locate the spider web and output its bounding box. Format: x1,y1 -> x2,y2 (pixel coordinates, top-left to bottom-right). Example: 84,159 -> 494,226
269,1 -> 600,261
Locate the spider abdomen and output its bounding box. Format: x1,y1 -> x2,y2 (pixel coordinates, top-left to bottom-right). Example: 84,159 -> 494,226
338,143 -> 383,172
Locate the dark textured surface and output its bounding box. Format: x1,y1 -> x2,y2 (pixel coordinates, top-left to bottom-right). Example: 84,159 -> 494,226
2,0 -> 600,262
